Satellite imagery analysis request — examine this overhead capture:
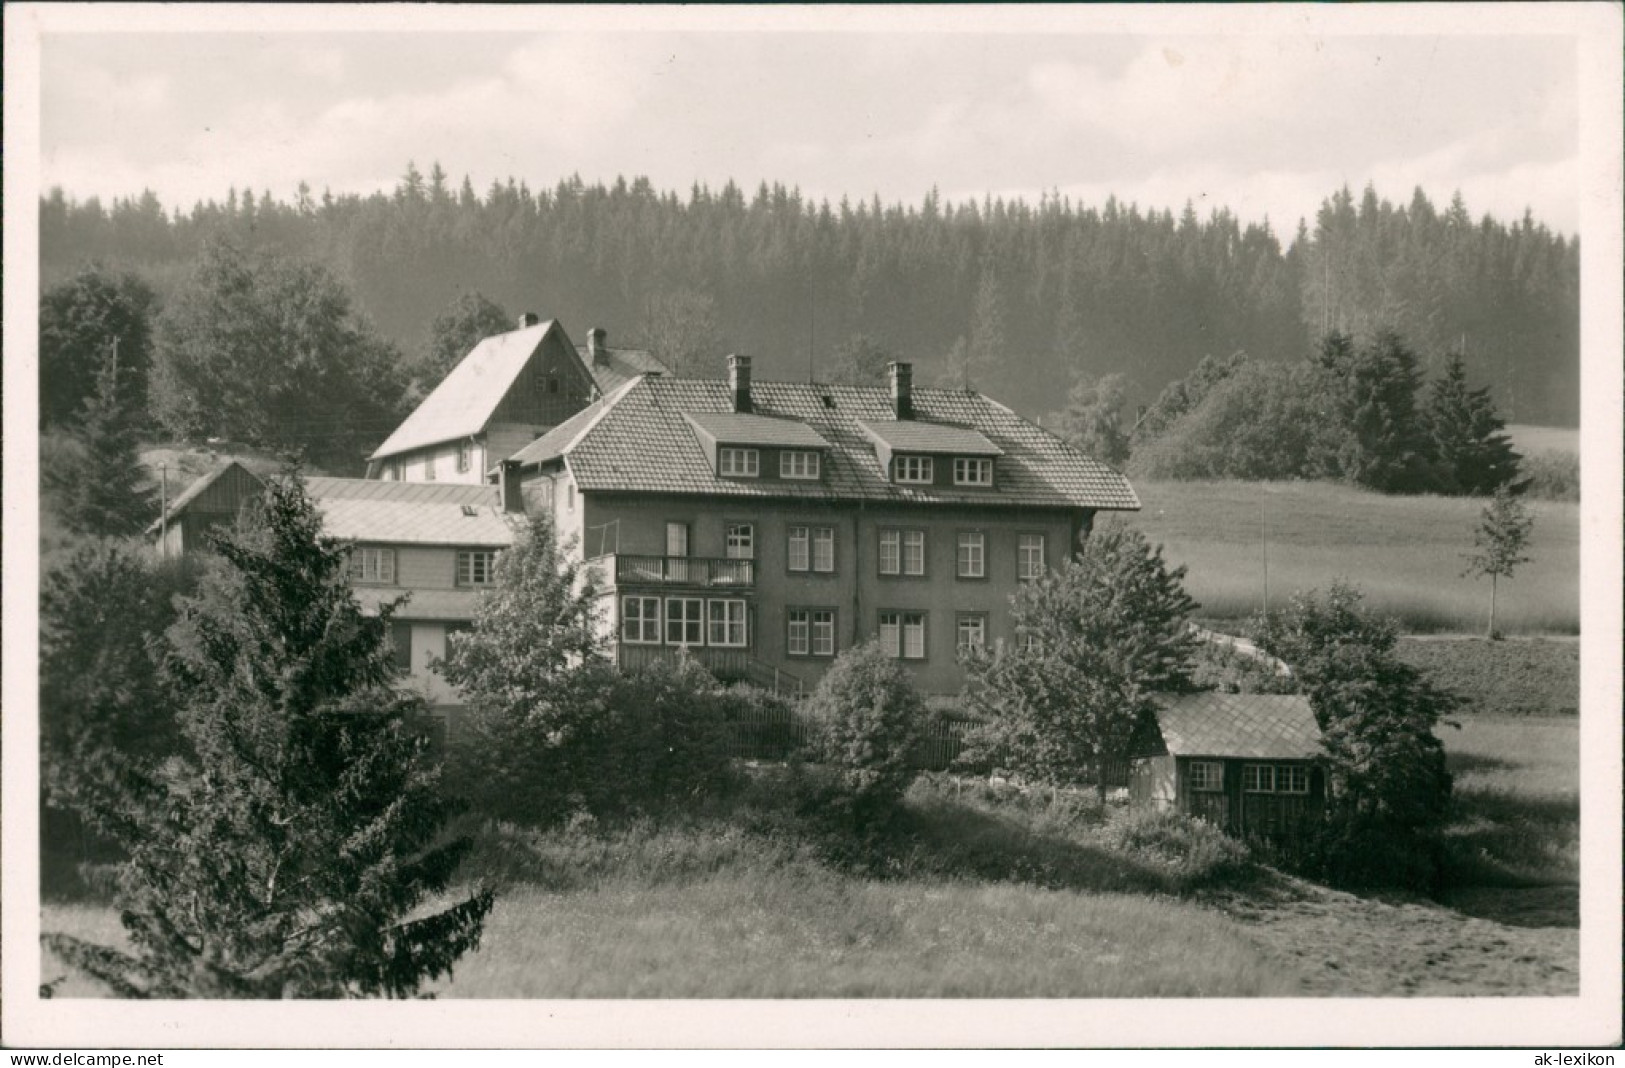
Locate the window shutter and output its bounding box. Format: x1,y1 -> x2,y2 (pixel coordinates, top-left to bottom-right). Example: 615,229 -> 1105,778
380,549 -> 396,585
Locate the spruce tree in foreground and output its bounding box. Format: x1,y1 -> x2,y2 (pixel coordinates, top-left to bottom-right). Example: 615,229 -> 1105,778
45,474 -> 492,997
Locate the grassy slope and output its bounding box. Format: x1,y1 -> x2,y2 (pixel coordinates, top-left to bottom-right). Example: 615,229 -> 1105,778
1122,480 -> 1579,634
1506,424 -> 1579,457
1398,637 -> 1579,717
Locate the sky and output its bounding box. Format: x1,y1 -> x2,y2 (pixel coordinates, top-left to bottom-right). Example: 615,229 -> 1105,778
36,14 -> 1583,234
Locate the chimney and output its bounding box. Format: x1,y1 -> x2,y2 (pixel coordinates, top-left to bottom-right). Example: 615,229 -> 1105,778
888,361 -> 913,420
498,460 -> 525,514
727,354 -> 752,414
518,311 -> 541,329
588,326 -> 608,366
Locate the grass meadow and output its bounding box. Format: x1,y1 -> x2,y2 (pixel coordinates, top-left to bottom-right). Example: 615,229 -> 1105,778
1123,480 -> 1579,634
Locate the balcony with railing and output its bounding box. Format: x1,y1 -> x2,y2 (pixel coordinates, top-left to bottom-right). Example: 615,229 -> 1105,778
589,554 -> 755,589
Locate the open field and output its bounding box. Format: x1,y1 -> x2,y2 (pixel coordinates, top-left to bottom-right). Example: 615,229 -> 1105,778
42,710 -> 1580,999
1398,637 -> 1579,717
1123,480 -> 1579,634
1506,424 -> 1579,457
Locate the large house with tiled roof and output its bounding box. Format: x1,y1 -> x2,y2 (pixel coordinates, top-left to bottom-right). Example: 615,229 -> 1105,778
498,354 -> 1140,694
366,315 -> 664,484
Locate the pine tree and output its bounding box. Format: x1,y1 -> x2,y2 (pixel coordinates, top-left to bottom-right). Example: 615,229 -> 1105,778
43,344 -> 157,536
1462,486 -> 1534,638
1424,353 -> 1522,495
44,474 -> 493,998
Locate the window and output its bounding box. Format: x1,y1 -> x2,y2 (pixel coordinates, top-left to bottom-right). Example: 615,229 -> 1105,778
787,526 -> 810,572
1018,631 -> 1042,654
566,484 -> 575,512
1244,764 -> 1310,794
902,530 -> 926,575
347,546 -> 396,585
780,451 -> 821,479
423,455 -> 437,481
726,523 -> 754,560
1018,534 -> 1047,581
390,621 -> 413,674
894,455 -> 934,484
457,442 -> 472,474
790,526 -> 836,573
787,608 -> 836,657
707,599 -> 747,647
1189,761 -> 1224,792
879,529 -> 925,576
879,611 -> 926,660
456,549 -> 498,587
812,527 -> 835,573
878,530 -> 900,575
954,457 -> 994,486
622,596 -> 662,643
956,532 -> 985,578
665,597 -> 704,646
955,614 -> 986,657
719,447 -> 760,477
548,377 -> 560,394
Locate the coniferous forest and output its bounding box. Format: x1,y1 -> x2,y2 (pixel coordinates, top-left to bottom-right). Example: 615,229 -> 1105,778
40,167 -> 1579,433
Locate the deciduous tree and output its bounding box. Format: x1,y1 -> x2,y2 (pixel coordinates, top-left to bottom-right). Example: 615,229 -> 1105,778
964,523 -> 1199,796
151,240 -> 408,472
418,291 -> 512,388
1249,583 -> 1455,888
1462,487 -> 1534,638
1053,371 -> 1132,468
39,267 -> 157,429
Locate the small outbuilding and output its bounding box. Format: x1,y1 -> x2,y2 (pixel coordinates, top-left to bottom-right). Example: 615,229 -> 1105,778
147,460 -> 268,557
1129,692 -> 1327,839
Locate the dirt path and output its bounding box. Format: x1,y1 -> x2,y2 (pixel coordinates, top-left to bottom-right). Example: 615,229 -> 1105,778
1201,872 -> 1579,996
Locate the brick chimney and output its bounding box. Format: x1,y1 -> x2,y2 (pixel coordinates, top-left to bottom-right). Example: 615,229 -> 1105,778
518,311 -> 541,329
889,361 -> 914,420
728,354 -> 752,414
588,326 -> 608,366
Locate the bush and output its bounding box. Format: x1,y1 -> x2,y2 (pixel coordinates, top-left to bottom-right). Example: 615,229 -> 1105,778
1520,452 -> 1579,501
447,656 -> 739,827
803,642 -> 930,821
1096,808 -> 1254,891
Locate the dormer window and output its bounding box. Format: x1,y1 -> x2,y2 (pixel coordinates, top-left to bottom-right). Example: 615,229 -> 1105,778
954,457 -> 994,486
719,447 -> 760,477
780,450 -> 821,480
894,455 -> 934,484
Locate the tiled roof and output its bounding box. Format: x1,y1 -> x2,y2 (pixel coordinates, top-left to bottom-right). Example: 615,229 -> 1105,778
372,322 -> 555,459
501,378 -> 636,471
859,419 -> 1001,456
575,345 -> 667,394
351,587 -> 488,622
1148,693 -> 1323,760
512,376 -> 1140,511
305,477 -> 516,546
683,412 -> 832,449
145,460 -> 266,533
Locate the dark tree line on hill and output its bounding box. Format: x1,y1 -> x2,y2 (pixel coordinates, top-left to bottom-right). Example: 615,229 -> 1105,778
40,167 -> 1579,429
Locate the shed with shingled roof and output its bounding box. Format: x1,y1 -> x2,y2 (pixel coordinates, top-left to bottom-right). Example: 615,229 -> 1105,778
1129,692 -> 1327,839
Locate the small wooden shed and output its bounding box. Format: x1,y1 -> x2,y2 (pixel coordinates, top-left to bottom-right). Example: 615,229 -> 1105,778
147,461 -> 267,557
1129,692 -> 1326,840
